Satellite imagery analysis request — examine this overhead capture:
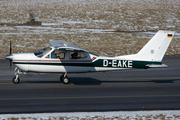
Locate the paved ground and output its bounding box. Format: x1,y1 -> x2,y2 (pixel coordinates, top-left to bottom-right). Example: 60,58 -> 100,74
0,56 -> 180,114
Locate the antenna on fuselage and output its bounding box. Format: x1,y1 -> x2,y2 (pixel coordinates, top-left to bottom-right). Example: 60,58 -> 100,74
64,36 -> 74,47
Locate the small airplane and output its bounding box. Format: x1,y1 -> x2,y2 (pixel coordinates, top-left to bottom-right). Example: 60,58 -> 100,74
4,30 -> 175,84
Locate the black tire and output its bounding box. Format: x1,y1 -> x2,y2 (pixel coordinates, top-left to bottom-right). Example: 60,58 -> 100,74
62,77 -> 70,84
12,76 -> 20,84
60,75 -> 64,82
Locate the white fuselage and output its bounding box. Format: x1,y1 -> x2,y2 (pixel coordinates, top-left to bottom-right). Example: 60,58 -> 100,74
12,52 -> 132,73
13,53 -> 96,73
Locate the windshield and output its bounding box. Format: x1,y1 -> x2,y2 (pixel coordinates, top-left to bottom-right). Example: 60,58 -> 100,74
34,47 -> 52,58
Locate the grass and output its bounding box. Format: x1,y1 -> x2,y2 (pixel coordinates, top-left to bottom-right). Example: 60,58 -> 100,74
0,0 -> 180,59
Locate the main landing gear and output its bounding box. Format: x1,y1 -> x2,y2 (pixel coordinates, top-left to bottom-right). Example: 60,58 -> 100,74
60,73 -> 70,84
12,68 -> 70,84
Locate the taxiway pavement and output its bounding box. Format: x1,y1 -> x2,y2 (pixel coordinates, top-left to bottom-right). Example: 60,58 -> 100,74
0,56 -> 180,113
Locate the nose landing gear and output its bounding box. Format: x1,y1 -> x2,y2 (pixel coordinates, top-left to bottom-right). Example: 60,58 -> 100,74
12,67 -> 22,84
12,75 -> 20,84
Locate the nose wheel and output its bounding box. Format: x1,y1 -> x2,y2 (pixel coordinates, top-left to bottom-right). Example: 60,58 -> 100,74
12,75 -> 20,84
60,73 -> 70,84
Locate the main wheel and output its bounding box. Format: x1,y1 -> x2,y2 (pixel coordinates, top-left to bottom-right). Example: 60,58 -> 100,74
60,75 -> 64,82
62,77 -> 70,84
12,76 -> 20,84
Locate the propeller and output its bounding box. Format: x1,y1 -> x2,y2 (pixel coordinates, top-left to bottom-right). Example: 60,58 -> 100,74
4,41 -> 13,70
10,41 -> 12,55
10,41 -> 12,69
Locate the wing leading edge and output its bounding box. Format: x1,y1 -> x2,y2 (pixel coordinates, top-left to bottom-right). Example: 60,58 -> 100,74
50,40 -> 88,52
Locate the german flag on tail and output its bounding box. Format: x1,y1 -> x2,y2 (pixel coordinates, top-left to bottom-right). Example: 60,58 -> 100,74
167,34 -> 173,38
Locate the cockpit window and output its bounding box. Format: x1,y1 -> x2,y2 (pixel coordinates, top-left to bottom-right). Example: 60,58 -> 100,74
34,47 -> 52,58
69,52 -> 87,59
51,50 -> 65,59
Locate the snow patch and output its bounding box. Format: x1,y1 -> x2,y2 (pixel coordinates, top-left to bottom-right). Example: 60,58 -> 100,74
0,111 -> 180,119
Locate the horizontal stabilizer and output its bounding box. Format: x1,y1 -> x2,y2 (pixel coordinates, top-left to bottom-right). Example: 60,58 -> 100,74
146,64 -> 168,68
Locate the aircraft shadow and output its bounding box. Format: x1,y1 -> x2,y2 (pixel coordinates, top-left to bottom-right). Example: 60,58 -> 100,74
22,77 -> 102,85
21,77 -> 179,85
23,81 -> 61,84
70,77 -> 102,85
70,78 -> 179,85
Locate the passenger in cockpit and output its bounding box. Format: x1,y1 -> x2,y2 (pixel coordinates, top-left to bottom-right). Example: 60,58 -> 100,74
71,52 -> 79,59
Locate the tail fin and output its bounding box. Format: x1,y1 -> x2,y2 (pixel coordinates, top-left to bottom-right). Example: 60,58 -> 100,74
135,30 -> 175,61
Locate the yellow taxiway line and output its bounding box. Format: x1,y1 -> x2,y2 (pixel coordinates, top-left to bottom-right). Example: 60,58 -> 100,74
0,94 -> 180,101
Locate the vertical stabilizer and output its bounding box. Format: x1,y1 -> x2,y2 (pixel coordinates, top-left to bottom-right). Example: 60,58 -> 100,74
135,30 -> 175,61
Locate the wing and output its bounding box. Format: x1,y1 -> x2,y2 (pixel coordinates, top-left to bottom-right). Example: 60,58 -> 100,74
50,40 -> 87,52
50,40 -> 78,47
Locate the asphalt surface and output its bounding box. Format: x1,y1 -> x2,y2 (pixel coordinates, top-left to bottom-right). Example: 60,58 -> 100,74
0,56 -> 180,114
